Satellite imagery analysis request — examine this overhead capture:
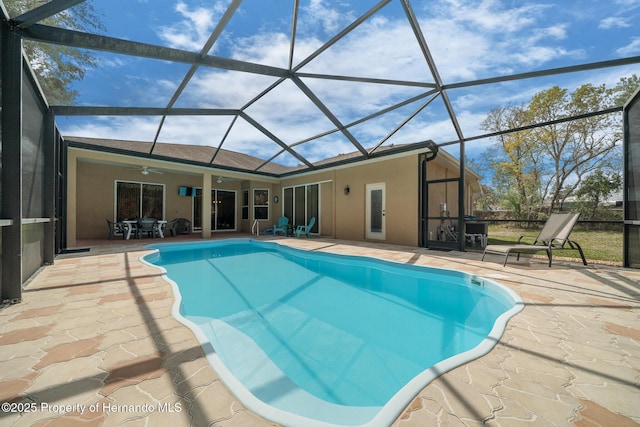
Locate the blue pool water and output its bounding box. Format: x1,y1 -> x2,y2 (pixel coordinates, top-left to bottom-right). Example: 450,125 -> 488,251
144,239 -> 523,427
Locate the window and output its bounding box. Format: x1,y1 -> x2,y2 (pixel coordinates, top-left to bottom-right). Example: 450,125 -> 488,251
115,181 -> 164,221
254,189 -> 269,220
242,190 -> 249,220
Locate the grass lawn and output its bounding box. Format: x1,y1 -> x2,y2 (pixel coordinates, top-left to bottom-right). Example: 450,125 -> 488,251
484,224 -> 623,265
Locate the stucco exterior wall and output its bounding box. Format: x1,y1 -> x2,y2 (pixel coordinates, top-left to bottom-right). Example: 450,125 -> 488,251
278,155 -> 423,245
69,147 -> 479,248
333,156 -> 419,246
75,160 -> 202,240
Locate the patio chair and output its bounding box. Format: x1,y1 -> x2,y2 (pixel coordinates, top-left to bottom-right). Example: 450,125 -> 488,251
295,216 -> 316,238
165,218 -> 191,236
482,212 -> 587,267
273,216 -> 289,236
106,219 -> 126,240
164,218 -> 177,237
136,217 -> 159,239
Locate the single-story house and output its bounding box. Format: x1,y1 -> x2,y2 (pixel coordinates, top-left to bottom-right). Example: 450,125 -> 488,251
66,136 -> 481,248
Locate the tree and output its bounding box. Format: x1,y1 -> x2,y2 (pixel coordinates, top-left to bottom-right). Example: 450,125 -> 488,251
480,105 -> 543,218
475,184 -> 501,212
481,77 -> 631,218
527,84 -> 619,213
574,169 -> 622,220
610,75 -> 640,107
465,157 -> 501,211
4,0 -> 105,105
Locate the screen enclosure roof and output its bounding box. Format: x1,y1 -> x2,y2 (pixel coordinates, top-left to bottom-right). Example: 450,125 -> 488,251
7,0 -> 640,176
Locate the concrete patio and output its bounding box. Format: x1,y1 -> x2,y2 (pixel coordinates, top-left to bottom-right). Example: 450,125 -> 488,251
0,236 -> 638,426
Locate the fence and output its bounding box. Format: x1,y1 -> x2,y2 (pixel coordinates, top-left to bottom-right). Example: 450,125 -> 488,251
478,218 -> 623,232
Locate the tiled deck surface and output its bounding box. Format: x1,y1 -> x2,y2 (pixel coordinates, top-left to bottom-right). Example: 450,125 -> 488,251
1,236 -> 639,426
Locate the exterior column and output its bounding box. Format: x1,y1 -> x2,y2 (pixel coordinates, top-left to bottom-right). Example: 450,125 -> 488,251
1,20 -> 23,302
66,151 -> 78,247
201,172 -> 212,238
458,140 -> 465,252
43,112 -> 56,263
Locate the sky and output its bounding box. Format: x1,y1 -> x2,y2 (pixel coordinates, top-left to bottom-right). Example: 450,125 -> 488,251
52,0 -> 640,168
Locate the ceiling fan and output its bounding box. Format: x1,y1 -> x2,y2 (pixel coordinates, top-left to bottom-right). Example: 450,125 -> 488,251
128,165 -> 163,175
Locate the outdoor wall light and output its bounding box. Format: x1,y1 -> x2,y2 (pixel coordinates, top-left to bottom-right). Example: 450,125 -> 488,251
344,185 -> 350,195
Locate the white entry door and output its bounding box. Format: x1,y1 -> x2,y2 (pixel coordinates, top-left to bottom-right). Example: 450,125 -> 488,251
366,183 -> 386,240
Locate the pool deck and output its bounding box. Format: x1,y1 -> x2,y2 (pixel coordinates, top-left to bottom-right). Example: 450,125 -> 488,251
1,235 -> 638,426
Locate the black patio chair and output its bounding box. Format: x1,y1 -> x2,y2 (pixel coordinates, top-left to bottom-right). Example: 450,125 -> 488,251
165,218 -> 192,236
106,219 -> 126,240
136,217 -> 159,239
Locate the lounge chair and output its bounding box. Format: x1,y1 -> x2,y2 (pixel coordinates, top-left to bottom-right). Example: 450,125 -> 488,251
482,212 -> 587,267
273,216 -> 289,236
295,217 -> 316,238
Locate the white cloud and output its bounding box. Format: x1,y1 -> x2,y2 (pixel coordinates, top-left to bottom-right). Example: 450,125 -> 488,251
295,135 -> 357,163
291,36 -> 326,67
408,117 -> 459,144
419,2 -> 583,81
576,65 -> 640,88
242,80 -> 339,143
531,24 -> 568,41
62,117 -> 162,141
454,94 -> 482,109
156,1 -> 226,51
613,0 -> 640,6
300,16 -> 431,82
434,0 -> 546,33
617,37 -> 640,56
300,0 -> 356,36
229,32 -> 291,69
599,16 -> 631,29
179,69 -> 280,109
512,46 -> 577,67
96,56 -> 128,69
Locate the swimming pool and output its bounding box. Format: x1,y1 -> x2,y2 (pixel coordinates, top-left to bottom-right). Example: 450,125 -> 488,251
143,239 -> 523,427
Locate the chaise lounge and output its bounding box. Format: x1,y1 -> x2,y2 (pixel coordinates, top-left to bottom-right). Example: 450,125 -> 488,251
482,212 -> 587,267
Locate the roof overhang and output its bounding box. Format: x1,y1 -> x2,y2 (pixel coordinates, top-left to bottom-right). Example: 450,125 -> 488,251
66,137 -> 439,181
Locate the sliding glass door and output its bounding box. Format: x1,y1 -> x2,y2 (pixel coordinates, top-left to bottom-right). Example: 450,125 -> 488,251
193,188 -> 203,231
213,190 -> 236,231
283,184 -> 319,233
192,188 -> 236,231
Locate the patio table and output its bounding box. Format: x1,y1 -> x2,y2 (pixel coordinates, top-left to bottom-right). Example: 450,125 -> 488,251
123,220 -> 167,239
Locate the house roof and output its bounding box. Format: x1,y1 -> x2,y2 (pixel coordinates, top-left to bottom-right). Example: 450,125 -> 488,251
66,136 -> 292,175
65,136 -> 439,178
